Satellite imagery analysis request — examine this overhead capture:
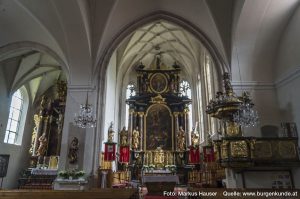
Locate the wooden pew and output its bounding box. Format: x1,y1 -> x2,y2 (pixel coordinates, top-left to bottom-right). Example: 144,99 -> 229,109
0,188 -> 138,199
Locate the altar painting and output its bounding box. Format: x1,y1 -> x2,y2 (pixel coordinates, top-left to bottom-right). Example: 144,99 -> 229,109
145,104 -> 172,150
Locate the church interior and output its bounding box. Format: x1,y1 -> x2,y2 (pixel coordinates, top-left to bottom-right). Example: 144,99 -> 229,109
0,0 -> 300,198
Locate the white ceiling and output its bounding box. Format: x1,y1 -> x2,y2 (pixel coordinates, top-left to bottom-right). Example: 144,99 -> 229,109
118,20 -> 206,76
0,0 -> 299,86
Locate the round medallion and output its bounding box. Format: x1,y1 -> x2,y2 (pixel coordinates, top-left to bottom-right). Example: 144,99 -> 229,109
150,73 -> 168,93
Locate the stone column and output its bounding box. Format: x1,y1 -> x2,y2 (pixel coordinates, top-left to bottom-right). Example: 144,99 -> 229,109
138,112 -> 144,151
128,109 -> 134,147
173,112 -> 180,151
184,109 -> 190,147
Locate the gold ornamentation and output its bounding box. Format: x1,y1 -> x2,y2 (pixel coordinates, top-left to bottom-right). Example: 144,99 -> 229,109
150,94 -> 166,104
226,122 -> 240,136
253,141 -> 272,159
278,141 -> 296,159
149,73 -> 168,94
221,141 -> 229,159
153,147 -> 165,168
230,141 -> 248,158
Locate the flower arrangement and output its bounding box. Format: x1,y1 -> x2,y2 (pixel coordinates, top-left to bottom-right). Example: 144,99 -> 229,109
58,169 -> 85,179
165,165 -> 176,172
148,164 -> 155,169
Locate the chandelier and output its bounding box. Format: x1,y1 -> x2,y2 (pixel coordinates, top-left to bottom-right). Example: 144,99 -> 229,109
233,92 -> 259,127
74,93 -> 97,128
206,72 -> 258,127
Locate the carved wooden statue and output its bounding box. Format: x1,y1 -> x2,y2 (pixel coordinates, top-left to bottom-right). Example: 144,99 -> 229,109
68,137 -> 79,164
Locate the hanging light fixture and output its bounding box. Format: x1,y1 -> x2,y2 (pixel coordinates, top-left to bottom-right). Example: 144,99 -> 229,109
74,92 -> 97,128
233,91 -> 259,127
206,72 -> 259,128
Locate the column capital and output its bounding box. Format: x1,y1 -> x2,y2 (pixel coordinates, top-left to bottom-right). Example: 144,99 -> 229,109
173,112 -> 180,117
137,112 -> 145,117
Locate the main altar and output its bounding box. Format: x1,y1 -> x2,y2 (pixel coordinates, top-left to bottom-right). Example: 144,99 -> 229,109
125,59 -> 192,172
100,57 -> 225,189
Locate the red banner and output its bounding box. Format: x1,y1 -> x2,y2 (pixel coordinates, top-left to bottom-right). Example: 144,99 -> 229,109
203,146 -> 215,162
104,143 -> 116,161
189,146 -> 200,164
119,146 -> 130,163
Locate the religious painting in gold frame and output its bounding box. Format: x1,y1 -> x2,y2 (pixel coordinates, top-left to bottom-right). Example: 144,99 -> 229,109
149,73 -> 168,93
144,104 -> 173,150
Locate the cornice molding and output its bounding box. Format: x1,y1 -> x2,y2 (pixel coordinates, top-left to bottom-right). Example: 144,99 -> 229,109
231,67 -> 300,90
232,81 -> 274,90
275,66 -> 300,88
68,85 -> 96,92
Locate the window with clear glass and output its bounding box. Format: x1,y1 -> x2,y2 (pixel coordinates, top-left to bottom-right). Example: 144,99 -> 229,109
179,80 -> 192,131
125,83 -> 136,128
4,89 -> 24,144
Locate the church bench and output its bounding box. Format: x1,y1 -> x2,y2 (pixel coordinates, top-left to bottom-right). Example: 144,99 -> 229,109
0,188 -> 138,199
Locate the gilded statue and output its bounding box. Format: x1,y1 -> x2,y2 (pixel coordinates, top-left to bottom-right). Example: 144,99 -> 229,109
191,127 -> 200,147
37,133 -> 47,157
68,137 -> 79,164
177,126 -> 186,151
132,126 -> 140,150
119,126 -> 128,146
108,122 -> 115,143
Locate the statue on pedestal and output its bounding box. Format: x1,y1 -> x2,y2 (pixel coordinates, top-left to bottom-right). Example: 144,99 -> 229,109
191,127 -> 200,147
119,126 -> 128,146
108,122 -> 115,143
132,127 -> 140,150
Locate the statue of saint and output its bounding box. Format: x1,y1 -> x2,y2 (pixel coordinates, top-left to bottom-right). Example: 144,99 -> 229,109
68,137 -> 79,164
108,122 -> 115,143
132,127 -> 140,150
191,127 -> 200,147
37,133 -> 47,157
177,126 -> 186,151
119,126 -> 128,146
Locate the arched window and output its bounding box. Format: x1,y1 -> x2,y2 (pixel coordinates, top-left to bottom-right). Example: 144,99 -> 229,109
4,89 -> 24,144
4,88 -> 28,145
179,80 -> 192,131
125,83 -> 136,128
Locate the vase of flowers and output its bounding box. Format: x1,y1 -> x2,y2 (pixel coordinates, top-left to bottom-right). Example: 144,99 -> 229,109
75,170 -> 85,180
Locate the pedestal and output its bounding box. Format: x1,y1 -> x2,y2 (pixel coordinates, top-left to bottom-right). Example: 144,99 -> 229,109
53,178 -> 88,190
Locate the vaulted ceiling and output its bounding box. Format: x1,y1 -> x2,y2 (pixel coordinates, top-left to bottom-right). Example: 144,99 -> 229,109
0,0 -> 299,89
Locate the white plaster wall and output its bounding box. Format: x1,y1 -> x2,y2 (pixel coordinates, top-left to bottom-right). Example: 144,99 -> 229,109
232,87 -> 281,137
276,5 -> 300,78
276,75 -> 300,188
